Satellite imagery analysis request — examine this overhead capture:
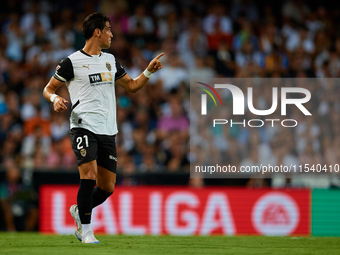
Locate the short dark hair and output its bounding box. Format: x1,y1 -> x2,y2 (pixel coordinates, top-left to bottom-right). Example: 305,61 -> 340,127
82,12 -> 110,40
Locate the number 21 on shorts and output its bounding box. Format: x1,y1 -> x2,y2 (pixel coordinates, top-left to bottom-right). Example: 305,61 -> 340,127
77,135 -> 89,149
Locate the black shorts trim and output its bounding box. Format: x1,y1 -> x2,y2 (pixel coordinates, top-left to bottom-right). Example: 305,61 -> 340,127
70,128 -> 117,173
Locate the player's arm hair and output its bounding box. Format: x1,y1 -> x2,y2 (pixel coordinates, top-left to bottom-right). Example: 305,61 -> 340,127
43,77 -> 65,102
116,73 -> 150,93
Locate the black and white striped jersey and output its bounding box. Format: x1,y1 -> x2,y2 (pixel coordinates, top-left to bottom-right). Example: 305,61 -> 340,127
54,50 -> 127,135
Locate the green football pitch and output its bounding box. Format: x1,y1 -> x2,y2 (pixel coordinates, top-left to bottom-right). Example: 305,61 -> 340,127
1,233 -> 340,255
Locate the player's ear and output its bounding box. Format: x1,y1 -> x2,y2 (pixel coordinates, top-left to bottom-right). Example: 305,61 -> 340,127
94,28 -> 101,37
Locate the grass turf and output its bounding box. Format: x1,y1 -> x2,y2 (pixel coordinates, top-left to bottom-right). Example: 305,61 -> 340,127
0,233 -> 340,255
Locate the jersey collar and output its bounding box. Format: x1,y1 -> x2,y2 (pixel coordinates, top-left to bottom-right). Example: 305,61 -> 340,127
80,49 -> 102,57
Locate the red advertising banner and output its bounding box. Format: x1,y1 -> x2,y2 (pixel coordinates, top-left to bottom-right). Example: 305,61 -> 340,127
39,186 -> 310,236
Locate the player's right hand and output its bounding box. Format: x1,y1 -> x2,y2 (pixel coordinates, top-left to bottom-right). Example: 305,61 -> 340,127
54,96 -> 69,112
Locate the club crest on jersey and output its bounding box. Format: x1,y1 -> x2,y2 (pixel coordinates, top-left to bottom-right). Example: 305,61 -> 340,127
80,148 -> 86,157
106,62 -> 111,71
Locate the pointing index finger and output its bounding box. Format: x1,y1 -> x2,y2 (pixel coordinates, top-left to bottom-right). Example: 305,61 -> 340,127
155,52 -> 165,60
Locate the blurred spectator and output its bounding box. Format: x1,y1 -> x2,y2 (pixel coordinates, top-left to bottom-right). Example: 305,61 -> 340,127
153,0 -> 176,19
158,96 -> 189,135
156,54 -> 188,92
119,160 -> 138,186
25,22 -> 48,48
235,40 -> 262,69
73,14 -> 87,50
233,20 -> 259,52
5,14 -> 24,62
161,131 -> 189,170
53,36 -> 75,63
101,0 -> 129,35
328,37 -> 340,77
178,22 -> 208,69
295,116 -> 321,154
189,56 -> 216,80
46,137 -> 75,169
214,42 -> 236,76
262,44 -> 289,74
188,176 -> 204,188
259,24 -> 282,54
130,128 -> 147,166
50,112 -> 68,141
129,5 -> 155,35
282,0 -> 310,23
305,12 -> 324,38
24,106 -> 50,137
203,3 -> 233,51
20,2 -> 51,34
21,125 -> 51,164
139,145 -> 159,172
21,90 -> 49,122
157,11 -> 180,40
0,113 -> 15,145
285,25 -> 314,54
0,158 -> 38,231
240,148 -> 262,168
298,142 -> 323,166
231,0 -> 259,23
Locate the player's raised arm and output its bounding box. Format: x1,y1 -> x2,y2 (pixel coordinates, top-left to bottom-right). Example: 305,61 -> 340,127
43,77 -> 69,112
116,52 -> 164,93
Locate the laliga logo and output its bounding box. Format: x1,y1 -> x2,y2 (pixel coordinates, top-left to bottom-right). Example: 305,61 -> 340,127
197,83 -> 312,127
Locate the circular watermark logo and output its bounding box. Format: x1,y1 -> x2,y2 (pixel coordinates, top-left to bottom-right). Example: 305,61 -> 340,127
251,192 -> 299,236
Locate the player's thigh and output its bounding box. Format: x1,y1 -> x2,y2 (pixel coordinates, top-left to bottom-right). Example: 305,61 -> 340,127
70,128 -> 98,179
96,165 -> 116,193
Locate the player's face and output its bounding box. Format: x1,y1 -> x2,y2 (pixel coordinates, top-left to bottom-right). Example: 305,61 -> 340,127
100,22 -> 113,49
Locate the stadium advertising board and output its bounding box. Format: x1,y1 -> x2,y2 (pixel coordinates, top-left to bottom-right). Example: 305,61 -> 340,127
40,186 -> 310,236
312,189 -> 340,236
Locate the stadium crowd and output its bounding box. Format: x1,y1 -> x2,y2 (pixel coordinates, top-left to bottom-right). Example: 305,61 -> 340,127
0,0 -> 339,188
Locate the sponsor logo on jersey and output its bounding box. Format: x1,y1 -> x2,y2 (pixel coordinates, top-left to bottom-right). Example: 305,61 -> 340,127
89,72 -> 113,84
83,64 -> 90,70
56,65 -> 61,70
80,148 -> 87,157
106,62 -> 111,71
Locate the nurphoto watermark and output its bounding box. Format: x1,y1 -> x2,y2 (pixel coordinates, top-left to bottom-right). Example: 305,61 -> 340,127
190,78 -> 340,179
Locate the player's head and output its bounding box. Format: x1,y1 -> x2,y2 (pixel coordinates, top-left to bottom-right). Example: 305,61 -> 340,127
82,12 -> 113,48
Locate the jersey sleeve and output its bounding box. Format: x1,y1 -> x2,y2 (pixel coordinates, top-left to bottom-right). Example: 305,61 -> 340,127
115,59 -> 127,81
54,57 -> 74,82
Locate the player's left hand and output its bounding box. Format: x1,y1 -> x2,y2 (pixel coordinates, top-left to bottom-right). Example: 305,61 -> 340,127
147,53 -> 164,73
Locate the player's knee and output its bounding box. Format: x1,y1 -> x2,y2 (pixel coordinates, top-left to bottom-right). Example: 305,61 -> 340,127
104,185 -> 115,194
79,160 -> 98,180
82,171 -> 97,180
100,181 -> 115,193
